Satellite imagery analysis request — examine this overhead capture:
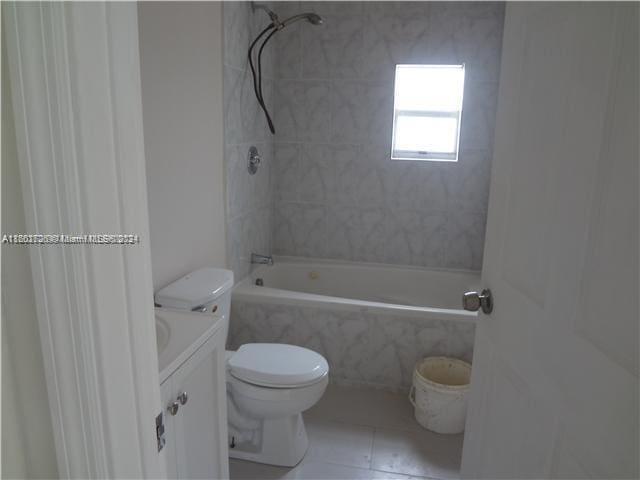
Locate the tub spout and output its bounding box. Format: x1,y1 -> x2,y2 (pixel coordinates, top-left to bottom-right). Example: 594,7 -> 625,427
250,253 -> 274,266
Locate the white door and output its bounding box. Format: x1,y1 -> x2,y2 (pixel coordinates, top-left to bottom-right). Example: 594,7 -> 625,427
461,4 -> 638,479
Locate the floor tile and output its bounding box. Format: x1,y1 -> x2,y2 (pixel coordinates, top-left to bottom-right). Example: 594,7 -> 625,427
371,428 -> 463,479
305,418 -> 375,469
291,460 -> 381,479
230,458 -> 428,480
230,384 -> 464,480
305,384 -> 423,433
229,458 -> 290,479
292,460 -> 428,479
369,468 -> 432,479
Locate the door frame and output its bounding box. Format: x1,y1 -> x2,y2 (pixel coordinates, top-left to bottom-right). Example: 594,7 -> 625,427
3,3 -> 165,477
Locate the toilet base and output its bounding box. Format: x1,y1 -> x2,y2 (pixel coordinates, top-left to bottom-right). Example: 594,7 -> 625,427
228,413 -> 308,467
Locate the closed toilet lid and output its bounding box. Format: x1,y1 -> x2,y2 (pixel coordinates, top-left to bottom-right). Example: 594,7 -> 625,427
228,343 -> 329,388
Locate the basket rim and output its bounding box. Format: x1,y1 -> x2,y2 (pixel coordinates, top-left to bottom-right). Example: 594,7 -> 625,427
414,356 -> 471,390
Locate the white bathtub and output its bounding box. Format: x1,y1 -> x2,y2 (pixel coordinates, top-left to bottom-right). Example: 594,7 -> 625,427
229,257 -> 479,391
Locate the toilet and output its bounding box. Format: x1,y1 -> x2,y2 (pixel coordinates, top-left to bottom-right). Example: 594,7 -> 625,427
155,267 -> 329,467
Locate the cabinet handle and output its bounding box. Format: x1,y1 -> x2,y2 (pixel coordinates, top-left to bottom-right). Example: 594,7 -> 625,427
177,391 -> 188,406
168,401 -> 180,416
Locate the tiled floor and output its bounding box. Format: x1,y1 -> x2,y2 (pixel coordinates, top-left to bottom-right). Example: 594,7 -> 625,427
230,384 -> 464,479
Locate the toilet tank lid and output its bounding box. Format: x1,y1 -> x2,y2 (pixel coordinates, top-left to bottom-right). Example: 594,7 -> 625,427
155,268 -> 234,310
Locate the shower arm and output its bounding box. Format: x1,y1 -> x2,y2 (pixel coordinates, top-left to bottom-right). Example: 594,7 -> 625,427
251,2 -> 282,27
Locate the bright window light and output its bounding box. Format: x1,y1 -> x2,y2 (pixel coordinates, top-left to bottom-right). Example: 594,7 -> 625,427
391,64 -> 465,161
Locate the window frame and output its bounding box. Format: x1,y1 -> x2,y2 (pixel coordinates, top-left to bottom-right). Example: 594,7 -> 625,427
391,64 -> 466,162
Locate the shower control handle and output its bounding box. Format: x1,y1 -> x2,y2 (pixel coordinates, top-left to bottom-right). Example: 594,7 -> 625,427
177,391 -> 188,406
248,146 -> 261,175
462,289 -> 493,314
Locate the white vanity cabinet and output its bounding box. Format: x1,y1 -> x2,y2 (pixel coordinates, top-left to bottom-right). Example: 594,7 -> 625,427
156,309 -> 229,479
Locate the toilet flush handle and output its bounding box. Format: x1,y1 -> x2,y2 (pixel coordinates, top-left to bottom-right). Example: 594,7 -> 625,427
167,401 -> 179,416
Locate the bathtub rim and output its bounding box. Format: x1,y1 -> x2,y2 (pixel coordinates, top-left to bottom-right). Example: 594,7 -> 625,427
234,259 -> 480,324
267,255 -> 481,276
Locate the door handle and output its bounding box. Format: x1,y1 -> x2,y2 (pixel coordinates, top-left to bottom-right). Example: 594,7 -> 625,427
462,289 -> 493,314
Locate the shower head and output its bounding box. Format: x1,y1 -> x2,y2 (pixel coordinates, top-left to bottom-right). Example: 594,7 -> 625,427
306,13 -> 324,25
281,12 -> 324,27
252,2 -> 322,28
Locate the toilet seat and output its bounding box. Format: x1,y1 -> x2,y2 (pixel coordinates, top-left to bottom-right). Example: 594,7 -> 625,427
228,343 -> 329,388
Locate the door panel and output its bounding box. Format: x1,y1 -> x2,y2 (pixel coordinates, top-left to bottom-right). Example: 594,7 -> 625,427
461,4 -> 639,478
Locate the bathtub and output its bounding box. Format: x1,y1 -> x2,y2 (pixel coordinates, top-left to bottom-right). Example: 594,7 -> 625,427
228,257 -> 479,391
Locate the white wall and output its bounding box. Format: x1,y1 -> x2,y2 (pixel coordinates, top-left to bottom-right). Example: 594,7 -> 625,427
138,2 -> 227,291
1,36 -> 58,479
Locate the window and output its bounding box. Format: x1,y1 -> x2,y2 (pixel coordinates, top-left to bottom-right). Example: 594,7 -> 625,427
391,64 -> 465,161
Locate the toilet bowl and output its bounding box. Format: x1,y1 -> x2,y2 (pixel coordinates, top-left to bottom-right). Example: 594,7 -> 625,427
225,343 -> 328,466
155,268 -> 329,467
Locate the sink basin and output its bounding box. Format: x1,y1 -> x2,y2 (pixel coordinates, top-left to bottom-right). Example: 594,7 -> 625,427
155,308 -> 224,382
155,315 -> 170,355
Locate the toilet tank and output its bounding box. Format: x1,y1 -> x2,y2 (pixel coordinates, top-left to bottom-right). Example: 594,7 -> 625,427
155,268 -> 234,341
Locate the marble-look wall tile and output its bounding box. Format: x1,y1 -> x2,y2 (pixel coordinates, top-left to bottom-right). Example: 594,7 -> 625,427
273,143 -> 333,203
326,206 -> 386,263
226,2 -> 505,271
272,143 -> 301,202
330,144 -> 386,208
268,2 -> 503,270
274,80 -> 331,142
299,144 -> 333,203
447,321 -> 476,364
302,14 -> 364,79
429,2 -> 504,82
299,1 -> 365,16
223,67 -> 244,146
223,2 -> 277,283
445,211 -> 487,270
384,209 -> 448,268
227,206 -> 273,281
366,313 -> 450,388
447,150 -> 492,214
223,1 -> 251,70
460,81 -> 499,151
361,6 -> 431,82
229,298 -> 475,390
329,81 -> 394,144
381,155 -> 452,211
273,202 -> 327,257
272,23 -> 302,79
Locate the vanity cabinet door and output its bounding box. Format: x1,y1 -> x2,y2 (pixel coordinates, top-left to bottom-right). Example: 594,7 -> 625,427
172,329 -> 229,479
160,377 -> 178,479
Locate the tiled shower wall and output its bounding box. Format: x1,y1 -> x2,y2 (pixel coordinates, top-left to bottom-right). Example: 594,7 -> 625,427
270,2 -> 504,271
223,2 -> 275,281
